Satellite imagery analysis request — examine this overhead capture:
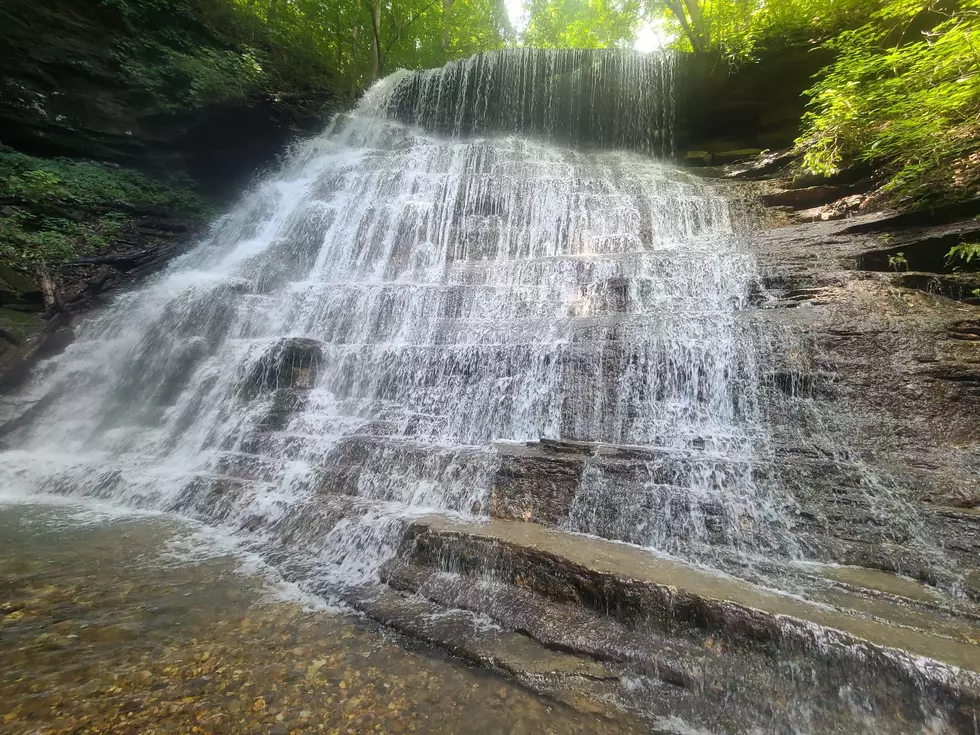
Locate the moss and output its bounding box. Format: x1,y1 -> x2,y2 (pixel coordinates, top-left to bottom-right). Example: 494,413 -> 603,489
0,145 -> 210,265
0,307 -> 45,346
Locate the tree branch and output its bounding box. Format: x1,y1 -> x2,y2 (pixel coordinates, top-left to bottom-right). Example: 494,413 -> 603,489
664,0 -> 705,52
382,0 -> 442,70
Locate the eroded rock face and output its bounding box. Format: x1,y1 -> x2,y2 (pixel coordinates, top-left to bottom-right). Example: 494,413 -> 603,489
675,47 -> 834,158
747,212 -> 980,589
0,0 -> 330,199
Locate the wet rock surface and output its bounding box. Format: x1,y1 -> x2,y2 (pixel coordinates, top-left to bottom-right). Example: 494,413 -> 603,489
732,202 -> 980,601
382,517 -> 980,732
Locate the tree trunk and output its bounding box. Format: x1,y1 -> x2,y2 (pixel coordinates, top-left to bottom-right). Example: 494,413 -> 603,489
442,0 -> 454,52
664,0 -> 705,52
351,0 -> 361,96
682,0 -> 708,49
268,0 -> 280,24
368,0 -> 382,82
37,266 -> 63,313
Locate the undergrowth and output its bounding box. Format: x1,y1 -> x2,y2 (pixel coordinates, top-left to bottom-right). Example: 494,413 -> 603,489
0,146 -> 209,264
798,0 -> 980,204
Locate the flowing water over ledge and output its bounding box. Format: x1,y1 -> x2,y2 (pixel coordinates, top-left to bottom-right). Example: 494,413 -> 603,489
0,502 -> 644,735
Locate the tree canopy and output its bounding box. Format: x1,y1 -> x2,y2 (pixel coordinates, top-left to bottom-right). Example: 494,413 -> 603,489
656,0 -> 879,58
221,0 -> 513,93
92,0 -> 980,202
522,0 -> 644,48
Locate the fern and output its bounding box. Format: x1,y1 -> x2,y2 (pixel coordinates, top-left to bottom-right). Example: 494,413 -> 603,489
946,242 -> 980,268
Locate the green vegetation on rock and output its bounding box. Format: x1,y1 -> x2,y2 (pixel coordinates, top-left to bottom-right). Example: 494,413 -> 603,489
888,252 -> 910,271
97,0 -> 513,103
799,0 -> 980,203
947,242 -> 980,269
0,146 -> 208,264
523,0 -> 979,205
94,0 -> 327,108
655,0 -> 979,203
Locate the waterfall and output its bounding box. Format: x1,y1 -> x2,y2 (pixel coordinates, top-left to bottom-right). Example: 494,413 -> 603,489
0,50 -> 798,596
370,48 -> 676,155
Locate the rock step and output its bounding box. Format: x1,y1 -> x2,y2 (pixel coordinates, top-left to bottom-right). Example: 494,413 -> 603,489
443,247 -> 752,277
365,569 -> 758,733
493,439 -> 940,553
391,515 -> 980,730
280,276 -> 739,306
217,433 -> 955,574
377,562 -> 967,733
343,588 -> 653,733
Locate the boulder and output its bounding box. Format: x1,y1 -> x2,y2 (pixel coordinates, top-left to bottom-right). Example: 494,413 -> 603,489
761,185 -> 850,210
684,150 -> 712,167
241,338 -> 324,400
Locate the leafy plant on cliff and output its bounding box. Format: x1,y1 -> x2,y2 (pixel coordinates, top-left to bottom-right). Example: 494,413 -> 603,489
0,147 -> 207,264
98,0 -> 270,110
946,242 -> 980,269
887,252 -> 909,271
798,0 -> 980,202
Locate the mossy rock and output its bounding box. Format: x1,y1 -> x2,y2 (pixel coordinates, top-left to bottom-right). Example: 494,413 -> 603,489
685,151 -> 712,167
0,307 -> 44,343
713,149 -> 764,166
0,264 -> 39,295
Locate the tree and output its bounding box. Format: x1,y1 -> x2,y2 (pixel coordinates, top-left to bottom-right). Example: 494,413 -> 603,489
657,0 -> 879,59
524,0 -> 644,48
220,0 -> 509,92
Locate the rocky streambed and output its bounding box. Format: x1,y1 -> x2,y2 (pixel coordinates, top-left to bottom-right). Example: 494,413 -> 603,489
0,502 -> 643,735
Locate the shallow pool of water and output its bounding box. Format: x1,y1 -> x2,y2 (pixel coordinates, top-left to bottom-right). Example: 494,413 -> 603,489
0,503 -> 642,735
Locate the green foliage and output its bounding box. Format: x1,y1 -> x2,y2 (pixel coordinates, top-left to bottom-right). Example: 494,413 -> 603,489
659,0 -> 877,60
798,1 -> 980,202
0,146 -> 207,264
524,0 -> 644,48
1,148 -> 206,213
946,242 -> 980,269
887,251 -> 909,271
212,0 -> 511,94
95,0 -> 273,110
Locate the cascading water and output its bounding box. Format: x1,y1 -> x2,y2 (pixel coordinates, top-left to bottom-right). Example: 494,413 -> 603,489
0,50 -> 798,597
